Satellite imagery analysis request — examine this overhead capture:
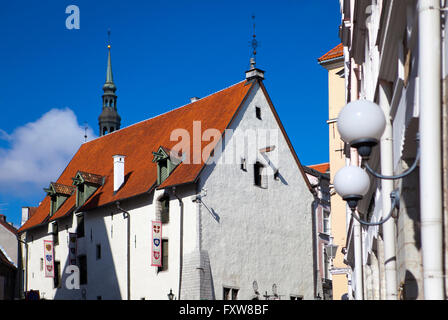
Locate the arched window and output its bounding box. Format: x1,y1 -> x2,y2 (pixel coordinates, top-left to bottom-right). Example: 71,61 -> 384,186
103,127 -> 108,135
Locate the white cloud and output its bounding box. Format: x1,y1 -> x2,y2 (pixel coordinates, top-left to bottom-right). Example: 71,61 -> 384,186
0,108 -> 96,197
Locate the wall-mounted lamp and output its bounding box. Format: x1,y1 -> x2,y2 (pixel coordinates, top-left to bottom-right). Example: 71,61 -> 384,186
334,99 -> 419,227
333,165 -> 370,210
337,99 -> 386,159
167,288 -> 175,300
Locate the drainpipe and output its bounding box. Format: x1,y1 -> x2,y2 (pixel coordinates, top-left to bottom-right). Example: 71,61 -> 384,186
378,81 -> 398,299
116,201 -> 130,300
418,0 -> 444,299
17,236 -> 28,298
171,187 -> 184,300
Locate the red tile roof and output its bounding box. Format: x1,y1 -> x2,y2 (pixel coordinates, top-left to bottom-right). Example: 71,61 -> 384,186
318,43 -> 343,63
308,162 -> 330,174
51,182 -> 75,196
19,80 -> 254,232
19,79 -> 313,233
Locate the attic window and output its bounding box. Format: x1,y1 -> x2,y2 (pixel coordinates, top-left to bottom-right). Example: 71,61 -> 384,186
152,146 -> 180,185
255,106 -> 262,120
72,171 -> 103,207
44,182 -> 75,216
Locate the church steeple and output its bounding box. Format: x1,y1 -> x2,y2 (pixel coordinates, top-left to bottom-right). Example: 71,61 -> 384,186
99,30 -> 121,136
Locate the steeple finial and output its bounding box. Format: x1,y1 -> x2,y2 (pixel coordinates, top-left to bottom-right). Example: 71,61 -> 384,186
250,14 -> 258,69
106,29 -> 114,84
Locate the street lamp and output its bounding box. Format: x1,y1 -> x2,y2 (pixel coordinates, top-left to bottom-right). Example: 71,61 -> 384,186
333,165 -> 370,210
334,99 -> 418,226
337,99 -> 386,159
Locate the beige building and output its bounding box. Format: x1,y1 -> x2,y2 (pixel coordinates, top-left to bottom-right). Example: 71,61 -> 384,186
318,44 -> 350,300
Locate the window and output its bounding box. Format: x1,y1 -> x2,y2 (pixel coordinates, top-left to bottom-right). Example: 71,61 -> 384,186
254,161 -> 266,188
97,296 -> 102,300
76,215 -> 85,238
96,244 -> 102,260
52,222 -> 59,246
78,255 -> 87,285
290,295 -> 303,300
160,197 -> 170,224
323,210 -> 330,234
54,261 -> 61,288
223,287 -> 239,300
255,106 -> 262,120
40,258 -> 43,271
158,239 -> 169,272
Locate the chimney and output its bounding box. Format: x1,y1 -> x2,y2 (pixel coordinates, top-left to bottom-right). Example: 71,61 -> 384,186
0,214 -> 5,222
190,97 -> 200,103
113,155 -> 126,192
21,207 -> 30,226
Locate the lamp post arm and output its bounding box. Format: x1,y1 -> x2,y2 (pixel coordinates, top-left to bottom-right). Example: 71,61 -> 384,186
350,190 -> 399,226
364,146 -> 420,180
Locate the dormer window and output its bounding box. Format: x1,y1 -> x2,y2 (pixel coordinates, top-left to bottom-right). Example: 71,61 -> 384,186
72,171 -> 103,207
44,182 -> 75,216
152,146 -> 180,185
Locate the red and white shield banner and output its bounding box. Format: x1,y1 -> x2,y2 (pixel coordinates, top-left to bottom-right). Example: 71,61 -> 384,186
43,240 -> 54,278
151,221 -> 162,267
68,233 -> 77,265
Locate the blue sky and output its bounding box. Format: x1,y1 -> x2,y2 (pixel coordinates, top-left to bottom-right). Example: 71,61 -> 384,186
0,0 -> 341,227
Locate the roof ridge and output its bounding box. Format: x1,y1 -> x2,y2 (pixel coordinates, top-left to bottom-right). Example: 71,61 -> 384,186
83,80 -> 247,145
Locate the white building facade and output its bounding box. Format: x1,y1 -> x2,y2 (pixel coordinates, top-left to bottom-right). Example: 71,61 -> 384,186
18,68 -> 316,300
339,0 -> 448,299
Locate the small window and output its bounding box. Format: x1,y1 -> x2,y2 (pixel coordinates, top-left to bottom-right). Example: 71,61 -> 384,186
254,161 -> 266,188
290,295 -> 304,300
97,296 -> 102,300
223,287 -> 239,300
160,198 -> 170,224
223,287 -> 231,300
96,244 -> 102,260
323,210 -> 330,234
232,288 -> 239,300
52,223 -> 59,246
40,258 -> 43,271
158,239 -> 169,272
76,215 -> 85,238
255,106 -> 262,120
78,255 -> 87,285
54,261 -> 61,288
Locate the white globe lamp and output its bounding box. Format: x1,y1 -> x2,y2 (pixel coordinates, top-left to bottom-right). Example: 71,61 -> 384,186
337,100 -> 386,158
334,166 -> 371,210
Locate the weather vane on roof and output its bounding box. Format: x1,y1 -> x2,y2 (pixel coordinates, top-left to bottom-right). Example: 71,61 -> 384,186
250,14 -> 258,69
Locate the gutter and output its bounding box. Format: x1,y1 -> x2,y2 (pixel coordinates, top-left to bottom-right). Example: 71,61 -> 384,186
171,187 -> 184,300
17,236 -> 28,298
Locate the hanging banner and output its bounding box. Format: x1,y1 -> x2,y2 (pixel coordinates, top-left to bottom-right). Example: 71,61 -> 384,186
68,232 -> 77,265
43,240 -> 54,278
151,221 -> 162,267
